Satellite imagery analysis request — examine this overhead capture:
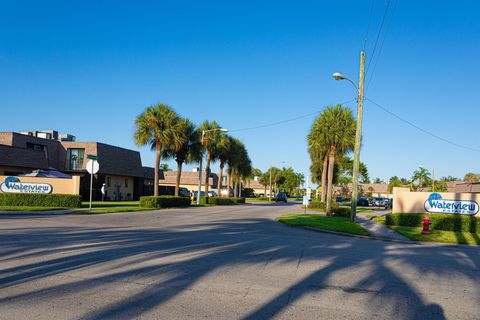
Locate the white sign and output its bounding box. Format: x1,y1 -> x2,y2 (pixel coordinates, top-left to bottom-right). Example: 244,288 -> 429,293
306,188 -> 312,199
86,160 -> 99,174
424,193 -> 479,216
302,195 -> 309,206
0,177 -> 52,194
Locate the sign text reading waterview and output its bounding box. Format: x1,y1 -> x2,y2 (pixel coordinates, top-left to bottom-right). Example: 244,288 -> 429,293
0,177 -> 53,194
424,193 -> 479,216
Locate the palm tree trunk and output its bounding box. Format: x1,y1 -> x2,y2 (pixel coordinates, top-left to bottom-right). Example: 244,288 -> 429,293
204,152 -> 211,197
175,161 -> 182,196
227,171 -> 231,197
321,153 -> 328,203
264,185 -> 267,196
154,143 -> 161,197
326,145 -> 336,215
239,181 -> 242,197
234,181 -> 238,197
218,162 -> 224,197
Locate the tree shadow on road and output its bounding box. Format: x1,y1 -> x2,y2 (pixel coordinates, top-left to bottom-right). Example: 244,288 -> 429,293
0,215 -> 479,319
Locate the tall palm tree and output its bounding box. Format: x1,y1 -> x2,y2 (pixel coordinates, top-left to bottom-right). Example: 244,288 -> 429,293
162,118 -> 202,196
308,124 -> 329,203
134,103 -> 184,196
226,138 -> 251,197
215,135 -> 231,197
412,167 -> 431,190
199,120 -> 225,197
309,105 -> 356,215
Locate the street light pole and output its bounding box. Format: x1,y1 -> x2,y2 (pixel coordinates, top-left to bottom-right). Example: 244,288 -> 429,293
350,51 -> 366,222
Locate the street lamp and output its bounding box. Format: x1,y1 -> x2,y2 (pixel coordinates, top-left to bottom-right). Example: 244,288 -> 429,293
332,51 -> 366,222
269,161 -> 285,202
197,128 -> 228,205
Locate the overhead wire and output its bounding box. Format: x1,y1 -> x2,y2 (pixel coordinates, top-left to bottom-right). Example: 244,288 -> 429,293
365,0 -> 391,76
365,97 -> 480,153
363,0 -> 376,52
229,98 -> 357,133
365,0 -> 398,91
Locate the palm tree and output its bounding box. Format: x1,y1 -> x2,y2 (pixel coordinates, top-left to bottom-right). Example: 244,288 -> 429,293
259,172 -> 269,196
412,167 -> 431,190
134,103 -> 185,196
199,120 -> 225,197
215,135 -> 231,197
226,138 -> 251,197
162,118 -> 202,196
308,120 -> 329,203
309,105 -> 356,215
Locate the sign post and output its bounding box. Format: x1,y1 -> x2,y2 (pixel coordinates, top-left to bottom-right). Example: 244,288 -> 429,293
86,155 -> 100,210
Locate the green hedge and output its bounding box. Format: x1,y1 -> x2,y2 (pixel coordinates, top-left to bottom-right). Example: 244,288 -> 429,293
207,197 -> 246,205
332,207 -> 350,217
386,213 -> 480,233
306,201 -> 339,210
140,196 -> 191,208
0,193 -> 81,208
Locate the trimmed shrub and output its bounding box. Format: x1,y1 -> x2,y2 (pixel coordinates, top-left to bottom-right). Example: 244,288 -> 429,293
386,213 -> 480,233
306,201 -> 339,210
0,193 -> 81,208
207,197 -> 246,205
332,207 -> 351,217
140,196 -> 191,208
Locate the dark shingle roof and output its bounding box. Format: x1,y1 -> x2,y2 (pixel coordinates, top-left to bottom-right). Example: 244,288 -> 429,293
0,145 -> 48,169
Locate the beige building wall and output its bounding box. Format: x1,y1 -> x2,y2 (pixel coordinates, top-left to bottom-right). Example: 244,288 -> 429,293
0,175 -> 80,195
104,175 -> 134,201
393,189 -> 480,214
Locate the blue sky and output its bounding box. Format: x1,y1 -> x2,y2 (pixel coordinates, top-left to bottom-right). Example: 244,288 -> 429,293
1,1 -> 479,181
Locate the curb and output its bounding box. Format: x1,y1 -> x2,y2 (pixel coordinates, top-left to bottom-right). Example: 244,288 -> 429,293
283,224 -> 480,250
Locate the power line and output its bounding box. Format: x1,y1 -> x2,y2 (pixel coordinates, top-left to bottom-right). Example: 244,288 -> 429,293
365,0 -> 398,91
229,98 -> 357,133
365,97 -> 480,153
365,0 -> 391,76
363,0 -> 376,52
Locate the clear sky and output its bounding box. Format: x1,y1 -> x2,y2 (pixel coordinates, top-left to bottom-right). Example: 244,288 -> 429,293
1,1 -> 479,182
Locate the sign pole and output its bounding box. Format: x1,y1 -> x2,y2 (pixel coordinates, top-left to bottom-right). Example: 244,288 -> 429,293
89,161 -> 93,210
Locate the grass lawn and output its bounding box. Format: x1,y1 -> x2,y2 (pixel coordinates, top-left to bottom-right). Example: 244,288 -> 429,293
68,207 -> 154,214
277,214 -> 369,236
389,225 -> 480,245
355,207 -> 373,213
0,206 -> 66,211
81,201 -> 140,208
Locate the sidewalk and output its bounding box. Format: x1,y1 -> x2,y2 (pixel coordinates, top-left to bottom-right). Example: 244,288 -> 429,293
356,210 -> 409,241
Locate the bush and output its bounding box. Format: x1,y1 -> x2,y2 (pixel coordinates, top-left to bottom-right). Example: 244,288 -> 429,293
140,196 -> 191,208
306,201 -> 339,210
0,193 -> 81,208
257,197 -> 271,201
207,197 -> 246,205
386,213 -> 480,233
332,207 -> 351,217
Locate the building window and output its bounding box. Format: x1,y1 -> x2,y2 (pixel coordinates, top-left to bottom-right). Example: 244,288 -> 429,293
107,176 -> 111,187
124,179 -> 129,188
66,148 -> 85,170
26,143 -> 45,152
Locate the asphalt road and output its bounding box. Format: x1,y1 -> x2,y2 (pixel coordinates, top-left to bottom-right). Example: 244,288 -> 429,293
0,203 -> 479,320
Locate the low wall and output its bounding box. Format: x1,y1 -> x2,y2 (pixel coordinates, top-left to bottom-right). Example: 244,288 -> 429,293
393,188 -> 480,216
0,175 -> 80,195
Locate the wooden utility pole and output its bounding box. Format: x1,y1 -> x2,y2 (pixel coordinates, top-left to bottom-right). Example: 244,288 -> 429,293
350,51 -> 366,222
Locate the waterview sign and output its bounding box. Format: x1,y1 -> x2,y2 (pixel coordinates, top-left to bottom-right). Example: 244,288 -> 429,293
424,193 -> 479,216
0,177 -> 52,194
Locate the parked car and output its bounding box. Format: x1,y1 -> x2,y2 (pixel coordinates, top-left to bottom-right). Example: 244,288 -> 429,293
357,197 -> 369,206
372,197 -> 386,207
384,198 -> 393,210
275,192 -> 288,203
208,190 -> 217,197
192,191 -> 205,199
336,196 -> 344,202
179,187 -> 189,197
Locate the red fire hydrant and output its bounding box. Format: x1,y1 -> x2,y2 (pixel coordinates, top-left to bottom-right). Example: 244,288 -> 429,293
421,215 -> 431,235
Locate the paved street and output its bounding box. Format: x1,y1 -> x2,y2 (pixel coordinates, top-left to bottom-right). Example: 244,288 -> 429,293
0,203 -> 479,320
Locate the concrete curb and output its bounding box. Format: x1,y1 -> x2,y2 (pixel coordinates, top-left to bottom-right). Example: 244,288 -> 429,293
282,223 -> 480,250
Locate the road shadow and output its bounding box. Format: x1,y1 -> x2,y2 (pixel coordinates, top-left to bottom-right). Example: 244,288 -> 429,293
0,215 -> 479,319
